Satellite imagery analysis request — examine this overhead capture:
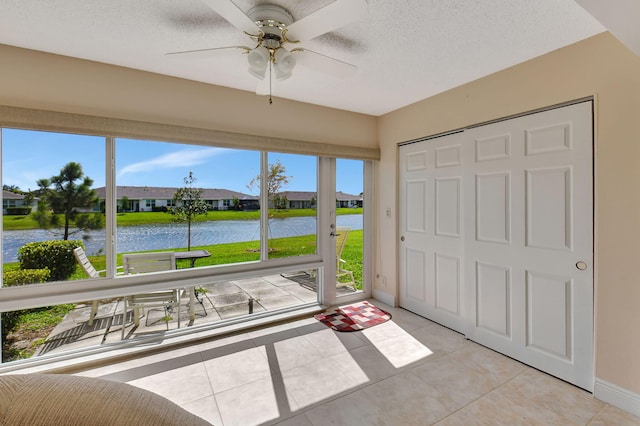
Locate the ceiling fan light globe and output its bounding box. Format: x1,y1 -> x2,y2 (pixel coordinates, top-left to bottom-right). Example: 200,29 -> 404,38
274,50 -> 296,80
247,48 -> 269,75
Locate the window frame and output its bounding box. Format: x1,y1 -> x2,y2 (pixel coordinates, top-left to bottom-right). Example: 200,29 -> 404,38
0,107 -> 375,366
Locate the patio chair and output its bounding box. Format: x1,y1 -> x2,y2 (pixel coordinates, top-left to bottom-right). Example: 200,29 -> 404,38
121,252 -> 181,338
335,227 -> 356,290
73,247 -> 118,326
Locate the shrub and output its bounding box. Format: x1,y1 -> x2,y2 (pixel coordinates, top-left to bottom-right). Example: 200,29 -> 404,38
17,240 -> 82,282
5,207 -> 31,215
2,268 -> 51,344
3,268 -> 51,287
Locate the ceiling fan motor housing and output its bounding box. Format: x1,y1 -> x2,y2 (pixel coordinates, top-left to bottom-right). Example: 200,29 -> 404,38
248,4 -> 294,43
245,4 -> 297,81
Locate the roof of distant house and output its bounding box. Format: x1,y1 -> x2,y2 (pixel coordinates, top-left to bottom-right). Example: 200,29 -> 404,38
277,191 -> 361,201
3,190 -> 24,200
336,191 -> 362,201
92,187 -> 360,202
278,191 -> 316,201
93,186 -> 257,200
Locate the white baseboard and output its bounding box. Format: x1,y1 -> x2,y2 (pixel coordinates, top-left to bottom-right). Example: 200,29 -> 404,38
372,289 -> 395,307
594,378 -> 640,417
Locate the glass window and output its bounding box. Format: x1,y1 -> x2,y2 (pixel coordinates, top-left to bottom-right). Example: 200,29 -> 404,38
336,159 -> 364,295
115,139 -> 262,267
1,129 -> 106,284
263,153 -> 318,260
0,124 -> 369,363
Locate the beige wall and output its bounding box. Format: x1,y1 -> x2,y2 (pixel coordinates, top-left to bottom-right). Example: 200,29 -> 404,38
0,44 -> 377,149
377,32 -> 640,394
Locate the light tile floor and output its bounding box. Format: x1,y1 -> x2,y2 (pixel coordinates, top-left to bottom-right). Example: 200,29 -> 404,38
76,300 -> 640,425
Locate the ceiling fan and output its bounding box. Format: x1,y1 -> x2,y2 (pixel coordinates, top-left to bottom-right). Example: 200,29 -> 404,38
167,0 -> 367,102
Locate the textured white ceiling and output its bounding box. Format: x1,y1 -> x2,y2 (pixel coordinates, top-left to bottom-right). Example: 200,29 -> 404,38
0,0 -> 604,116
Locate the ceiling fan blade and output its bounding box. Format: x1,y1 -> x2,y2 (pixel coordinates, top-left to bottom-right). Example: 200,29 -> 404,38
285,0 -> 367,42
199,0 -> 259,35
165,46 -> 249,59
293,48 -> 357,79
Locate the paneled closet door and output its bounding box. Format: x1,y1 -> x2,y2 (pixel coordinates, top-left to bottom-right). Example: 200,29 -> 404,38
399,101 -> 593,390
399,131 -> 466,333
464,101 -> 593,391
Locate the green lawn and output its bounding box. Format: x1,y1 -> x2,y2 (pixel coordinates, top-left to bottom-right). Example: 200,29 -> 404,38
67,230 -> 363,288
3,208 -> 363,230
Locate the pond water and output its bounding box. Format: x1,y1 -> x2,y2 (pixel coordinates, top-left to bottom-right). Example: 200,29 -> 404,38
2,214 -> 363,263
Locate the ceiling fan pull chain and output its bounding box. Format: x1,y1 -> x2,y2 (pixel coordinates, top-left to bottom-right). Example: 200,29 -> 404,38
269,56 -> 273,105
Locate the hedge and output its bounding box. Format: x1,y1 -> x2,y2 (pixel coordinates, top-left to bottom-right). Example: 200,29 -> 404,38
5,207 -> 31,215
3,268 -> 51,287
17,240 -> 82,282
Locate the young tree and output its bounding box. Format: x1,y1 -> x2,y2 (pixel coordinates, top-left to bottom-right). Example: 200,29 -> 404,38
120,195 -> 130,212
247,159 -> 292,209
32,162 -> 103,240
168,171 -> 208,251
232,196 -> 241,211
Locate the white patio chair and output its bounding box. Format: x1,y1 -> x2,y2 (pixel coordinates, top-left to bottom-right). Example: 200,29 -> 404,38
335,227 -> 356,291
73,247 -> 123,326
121,252 -> 181,338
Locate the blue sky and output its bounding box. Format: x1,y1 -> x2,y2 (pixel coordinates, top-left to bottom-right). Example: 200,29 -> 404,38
2,129 -> 363,195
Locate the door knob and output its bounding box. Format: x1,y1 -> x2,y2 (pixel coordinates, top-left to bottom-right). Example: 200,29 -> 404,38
576,261 -> 587,271
400,236 -> 405,242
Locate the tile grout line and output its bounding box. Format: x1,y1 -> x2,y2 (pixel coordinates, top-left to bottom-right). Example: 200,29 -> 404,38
585,404 -> 610,426
432,366 -> 532,425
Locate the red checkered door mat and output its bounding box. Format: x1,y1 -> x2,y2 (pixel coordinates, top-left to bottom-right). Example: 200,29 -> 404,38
314,301 -> 392,332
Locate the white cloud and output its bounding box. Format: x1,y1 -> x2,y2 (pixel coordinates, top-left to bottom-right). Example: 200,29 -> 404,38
118,148 -> 221,177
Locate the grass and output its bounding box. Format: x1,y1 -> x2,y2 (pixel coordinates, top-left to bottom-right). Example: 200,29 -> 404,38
2,215 -> 39,231
2,304 -> 75,361
3,208 -> 362,230
13,304 -> 76,332
69,230 -> 363,287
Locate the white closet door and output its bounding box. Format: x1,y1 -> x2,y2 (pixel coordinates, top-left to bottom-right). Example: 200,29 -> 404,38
399,131 -> 465,333
399,101 -> 593,390
464,101 -> 593,390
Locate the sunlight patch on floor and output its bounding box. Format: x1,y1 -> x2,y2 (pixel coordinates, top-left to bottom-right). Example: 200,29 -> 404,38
362,321 -> 433,368
275,331 -> 370,409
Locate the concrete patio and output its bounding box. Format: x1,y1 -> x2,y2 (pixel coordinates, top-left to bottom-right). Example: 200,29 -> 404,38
33,272 -> 354,357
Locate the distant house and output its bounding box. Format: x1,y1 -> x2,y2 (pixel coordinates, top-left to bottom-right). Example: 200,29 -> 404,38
93,186 -> 258,212
2,190 -> 34,214
275,191 -> 361,209
336,191 -> 362,208
92,187 -> 360,211
277,191 -> 317,209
